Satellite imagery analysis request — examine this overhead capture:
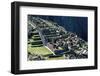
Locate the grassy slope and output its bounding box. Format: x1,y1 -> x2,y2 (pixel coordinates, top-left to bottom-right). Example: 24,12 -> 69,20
28,45 -> 52,55
47,56 -> 64,60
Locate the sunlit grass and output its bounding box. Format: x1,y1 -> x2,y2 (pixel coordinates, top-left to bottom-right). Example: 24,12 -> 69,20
47,56 -> 65,60
28,45 -> 52,55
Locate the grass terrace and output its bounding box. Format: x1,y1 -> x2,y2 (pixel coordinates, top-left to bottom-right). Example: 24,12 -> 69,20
47,56 -> 64,60
28,45 -> 53,56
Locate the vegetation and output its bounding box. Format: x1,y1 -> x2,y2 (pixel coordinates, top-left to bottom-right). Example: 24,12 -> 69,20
28,45 -> 52,55
28,16 -> 88,61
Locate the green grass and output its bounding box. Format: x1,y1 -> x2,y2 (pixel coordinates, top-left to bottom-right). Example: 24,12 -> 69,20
33,35 -> 40,37
47,56 -> 65,60
33,37 -> 41,40
28,45 -> 53,55
31,44 -> 43,47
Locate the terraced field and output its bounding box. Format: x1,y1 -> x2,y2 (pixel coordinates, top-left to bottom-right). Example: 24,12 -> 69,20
28,25 -> 53,57
28,45 -> 53,56
47,56 -> 65,60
